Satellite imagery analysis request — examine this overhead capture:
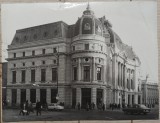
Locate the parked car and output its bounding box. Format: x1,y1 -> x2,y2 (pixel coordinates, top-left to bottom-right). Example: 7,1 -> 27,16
48,103 -> 64,111
122,104 -> 151,115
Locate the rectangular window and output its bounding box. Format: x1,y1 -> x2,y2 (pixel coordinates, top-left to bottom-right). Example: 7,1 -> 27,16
30,89 -> 36,103
53,48 -> 57,53
85,44 -> 89,50
31,69 -> 35,82
52,68 -> 57,81
12,71 -> 16,83
42,61 -> 45,65
32,50 -> 35,56
42,49 -> 45,54
41,69 -> 46,82
84,66 -> 90,81
97,67 -> 101,80
72,46 -> 75,51
21,70 -> 26,83
73,67 -> 77,80
13,53 -> 16,58
23,52 -> 25,57
100,46 -> 103,51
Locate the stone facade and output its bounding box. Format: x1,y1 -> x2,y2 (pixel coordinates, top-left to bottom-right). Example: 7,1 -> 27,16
6,4 -> 141,109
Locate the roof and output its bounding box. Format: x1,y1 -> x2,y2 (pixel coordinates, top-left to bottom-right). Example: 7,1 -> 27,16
114,32 -> 141,63
11,21 -> 69,45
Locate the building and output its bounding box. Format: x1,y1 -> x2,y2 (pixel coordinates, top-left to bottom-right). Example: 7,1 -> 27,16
141,79 -> 159,107
6,4 -> 141,108
2,62 -> 7,102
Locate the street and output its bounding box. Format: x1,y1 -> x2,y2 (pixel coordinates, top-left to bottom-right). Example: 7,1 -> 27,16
2,108 -> 159,122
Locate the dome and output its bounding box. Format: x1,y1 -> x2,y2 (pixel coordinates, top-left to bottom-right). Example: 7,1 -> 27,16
74,4 -> 103,36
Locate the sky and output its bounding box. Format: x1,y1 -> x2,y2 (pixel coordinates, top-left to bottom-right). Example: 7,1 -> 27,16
1,1 -> 158,82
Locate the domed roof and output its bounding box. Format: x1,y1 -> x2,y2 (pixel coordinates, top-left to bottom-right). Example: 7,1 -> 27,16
74,4 -> 103,36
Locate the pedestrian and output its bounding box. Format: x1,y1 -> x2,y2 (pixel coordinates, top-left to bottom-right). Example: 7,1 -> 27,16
25,100 -> 29,115
102,103 -> 105,111
36,100 -> 41,116
77,102 -> 81,110
86,103 -> 89,111
19,102 -> 24,116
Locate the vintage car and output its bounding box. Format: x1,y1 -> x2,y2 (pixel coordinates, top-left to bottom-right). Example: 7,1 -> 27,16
48,103 -> 64,111
122,104 -> 151,115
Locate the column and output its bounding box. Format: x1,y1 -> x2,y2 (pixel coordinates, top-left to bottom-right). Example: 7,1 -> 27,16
6,89 -> 12,106
76,88 -> 81,105
78,58 -> 81,81
17,70 -> 21,84
47,88 -> 51,104
26,69 -> 31,84
17,89 -> 21,105
46,67 -> 51,82
36,68 -> 41,83
36,89 -> 40,101
26,89 -> 30,101
103,89 -> 107,106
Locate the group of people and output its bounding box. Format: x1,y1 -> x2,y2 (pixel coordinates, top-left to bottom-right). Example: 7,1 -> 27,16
19,100 -> 42,116
76,102 -> 105,111
109,103 -> 122,110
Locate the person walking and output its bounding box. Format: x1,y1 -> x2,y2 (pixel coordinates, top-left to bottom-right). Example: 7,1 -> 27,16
77,102 -> 81,110
19,102 -> 25,116
36,100 -> 41,116
102,103 -> 105,111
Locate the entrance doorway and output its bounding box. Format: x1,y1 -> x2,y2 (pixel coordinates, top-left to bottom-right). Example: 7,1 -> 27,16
21,89 -> 26,103
40,89 -> 46,105
81,88 -> 91,109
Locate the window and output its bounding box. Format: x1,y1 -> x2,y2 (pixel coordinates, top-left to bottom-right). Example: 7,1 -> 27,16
73,67 -> 77,81
127,79 -> 130,89
13,64 -> 16,67
53,48 -> 57,53
31,69 -> 35,82
85,44 -> 89,50
84,66 -> 90,81
100,46 -> 103,51
84,23 -> 91,30
131,79 -> 134,89
42,61 -> 45,65
12,71 -> 16,83
51,89 -> 57,103
13,53 -> 16,58
97,67 -> 101,80
52,68 -> 57,81
32,50 -> 35,56
53,60 -> 57,64
21,70 -> 26,83
72,46 -> 75,51
23,52 -> 25,57
41,69 -> 46,82
30,89 -> 36,103
22,63 -> 25,66
32,62 -> 35,66
42,49 -> 45,54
